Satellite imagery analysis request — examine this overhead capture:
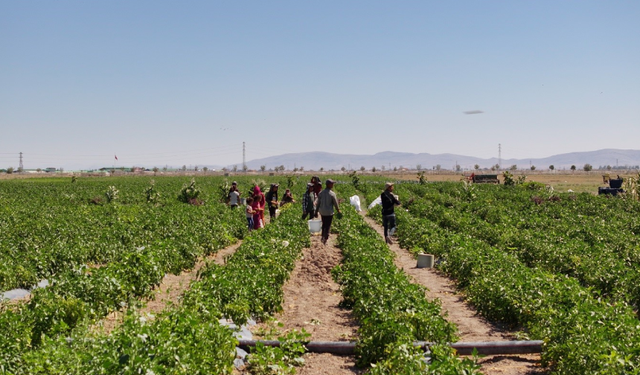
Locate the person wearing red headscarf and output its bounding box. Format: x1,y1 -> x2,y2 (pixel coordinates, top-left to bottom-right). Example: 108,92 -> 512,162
251,185 -> 266,229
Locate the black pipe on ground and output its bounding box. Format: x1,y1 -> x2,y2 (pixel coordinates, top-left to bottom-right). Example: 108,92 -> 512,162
237,339 -> 543,356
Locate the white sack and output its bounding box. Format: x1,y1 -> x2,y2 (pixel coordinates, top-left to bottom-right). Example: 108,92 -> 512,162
368,196 -> 382,209
349,195 -> 362,212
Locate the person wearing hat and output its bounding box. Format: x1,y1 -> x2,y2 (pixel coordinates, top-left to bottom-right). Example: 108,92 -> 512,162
316,179 -> 341,245
301,183 -> 316,220
265,183 -> 280,222
381,182 -> 401,244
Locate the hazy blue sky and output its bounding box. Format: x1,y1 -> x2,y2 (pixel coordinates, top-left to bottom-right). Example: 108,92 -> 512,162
1,1 -> 638,170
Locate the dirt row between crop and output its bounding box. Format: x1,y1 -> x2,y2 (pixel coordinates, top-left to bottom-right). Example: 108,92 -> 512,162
96,240 -> 244,334
360,213 -> 547,375
249,234 -> 364,375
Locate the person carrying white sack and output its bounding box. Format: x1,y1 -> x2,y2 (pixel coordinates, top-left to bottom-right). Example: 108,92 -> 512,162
380,182 -> 400,244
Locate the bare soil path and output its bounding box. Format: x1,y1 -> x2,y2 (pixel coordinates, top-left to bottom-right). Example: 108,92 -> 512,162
250,235 -> 364,375
97,241 -> 243,333
361,213 -> 547,375
137,241 -> 243,316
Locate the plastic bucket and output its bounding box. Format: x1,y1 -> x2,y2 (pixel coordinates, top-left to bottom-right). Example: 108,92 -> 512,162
308,220 -> 322,234
416,254 -> 434,268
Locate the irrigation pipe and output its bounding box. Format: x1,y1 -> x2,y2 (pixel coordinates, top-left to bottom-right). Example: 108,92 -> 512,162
237,339 -> 543,356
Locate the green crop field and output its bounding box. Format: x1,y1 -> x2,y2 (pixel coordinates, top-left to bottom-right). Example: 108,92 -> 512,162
2,174 -> 640,374
357,177 -> 640,374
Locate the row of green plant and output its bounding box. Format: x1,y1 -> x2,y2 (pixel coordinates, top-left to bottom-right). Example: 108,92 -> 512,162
0,177 -> 256,291
0,174 -> 333,290
0,178 -> 245,371
182,203 -> 313,374
183,203 -> 310,325
0,216 -> 244,372
386,182 -> 640,374
1,198 -> 310,374
395,182 -> 640,310
331,196 -> 480,374
10,305 -> 239,375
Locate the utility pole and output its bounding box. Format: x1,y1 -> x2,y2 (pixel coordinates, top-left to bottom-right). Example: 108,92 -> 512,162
242,142 -> 246,172
19,152 -> 23,171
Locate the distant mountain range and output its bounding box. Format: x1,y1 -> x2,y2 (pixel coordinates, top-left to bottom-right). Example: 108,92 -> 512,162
233,149 -> 640,171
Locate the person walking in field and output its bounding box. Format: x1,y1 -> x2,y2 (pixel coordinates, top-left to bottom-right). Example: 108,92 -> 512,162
251,185 -> 265,229
315,179 -> 341,245
381,182 -> 401,244
310,176 -> 322,199
301,183 -> 315,220
231,181 -> 240,195
265,183 -> 279,222
245,197 -> 255,231
227,182 -> 241,209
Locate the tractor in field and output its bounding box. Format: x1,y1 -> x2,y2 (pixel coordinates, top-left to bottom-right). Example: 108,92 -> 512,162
598,175 -> 624,196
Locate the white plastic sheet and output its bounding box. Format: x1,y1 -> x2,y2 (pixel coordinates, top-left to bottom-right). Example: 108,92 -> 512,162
349,195 -> 362,212
368,196 -> 382,209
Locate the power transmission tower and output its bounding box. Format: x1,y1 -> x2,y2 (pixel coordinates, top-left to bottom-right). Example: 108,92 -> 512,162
19,152 -> 23,171
498,144 -> 502,169
242,142 -> 246,172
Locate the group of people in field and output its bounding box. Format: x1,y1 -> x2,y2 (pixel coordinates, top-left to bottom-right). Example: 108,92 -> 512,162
227,177 -> 399,245
227,181 -> 297,231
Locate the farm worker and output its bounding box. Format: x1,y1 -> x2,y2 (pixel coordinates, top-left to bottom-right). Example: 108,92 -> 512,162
251,185 -> 265,229
265,183 -> 280,222
301,183 -> 316,220
280,189 -> 295,206
245,197 -> 255,230
227,182 -> 240,209
381,182 -> 401,245
310,176 -> 322,199
315,179 -> 341,245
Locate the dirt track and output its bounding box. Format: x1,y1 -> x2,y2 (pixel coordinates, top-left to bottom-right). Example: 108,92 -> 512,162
250,235 -> 363,375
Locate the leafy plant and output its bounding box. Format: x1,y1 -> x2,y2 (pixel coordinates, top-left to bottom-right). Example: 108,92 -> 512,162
218,180 -> 231,203
105,185 -> 119,203
245,330 -> 310,375
331,202 -> 467,371
144,180 -> 161,204
348,171 -> 360,188
285,174 -> 296,189
417,171 -> 427,185
178,179 -> 202,205
386,180 -> 640,374
254,318 -> 284,339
